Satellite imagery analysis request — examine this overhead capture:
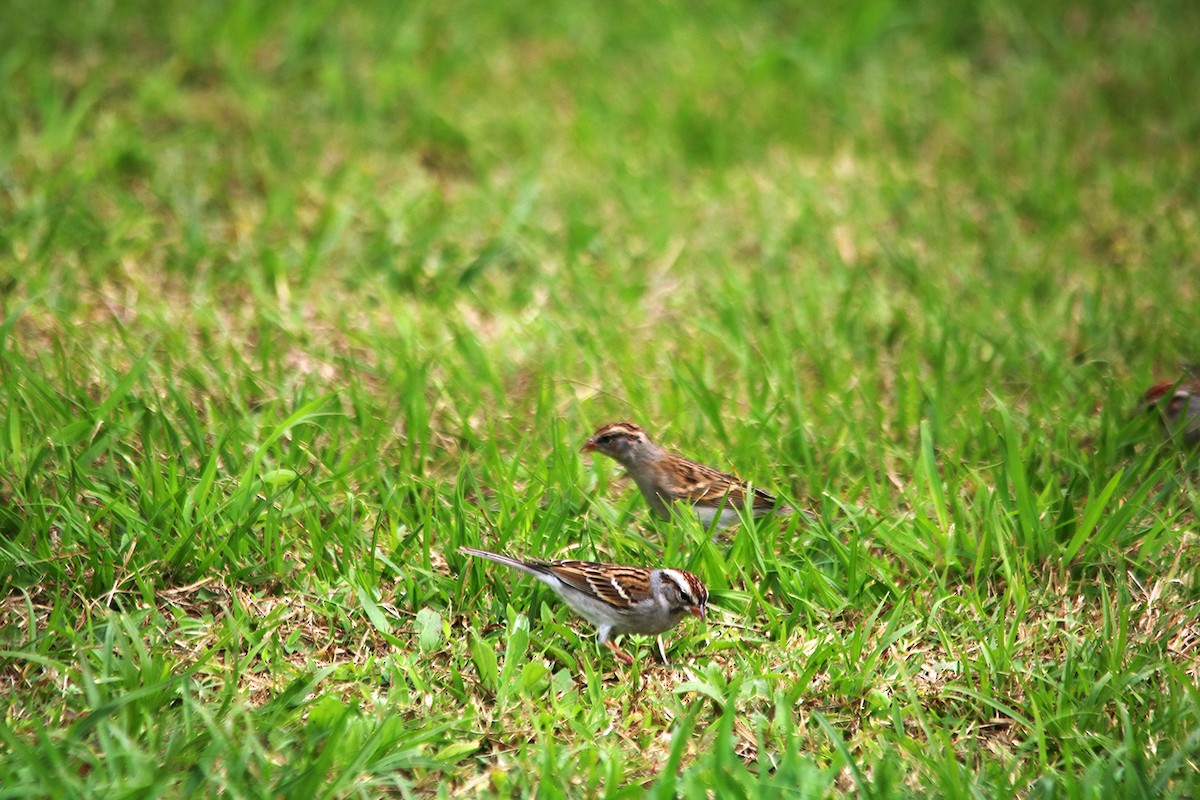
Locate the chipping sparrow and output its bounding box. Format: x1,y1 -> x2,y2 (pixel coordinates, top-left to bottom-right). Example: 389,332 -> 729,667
459,546 -> 707,665
1142,375 -> 1200,446
581,421 -> 794,528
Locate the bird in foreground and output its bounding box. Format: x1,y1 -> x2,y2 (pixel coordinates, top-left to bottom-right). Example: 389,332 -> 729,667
1141,374 -> 1200,447
581,421 -> 794,528
459,546 -> 707,665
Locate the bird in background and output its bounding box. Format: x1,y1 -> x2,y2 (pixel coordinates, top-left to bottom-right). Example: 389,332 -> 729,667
581,421 -> 795,528
1141,371 -> 1200,447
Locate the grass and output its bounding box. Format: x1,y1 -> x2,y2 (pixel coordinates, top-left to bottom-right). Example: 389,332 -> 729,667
2,0 -> 1200,795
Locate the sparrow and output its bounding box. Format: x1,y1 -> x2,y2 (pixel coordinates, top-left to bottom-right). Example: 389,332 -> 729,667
1141,374 -> 1200,446
459,547 -> 707,665
581,421 -> 793,528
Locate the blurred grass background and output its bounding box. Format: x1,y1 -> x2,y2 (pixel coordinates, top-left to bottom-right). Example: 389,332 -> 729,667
2,0 -> 1200,796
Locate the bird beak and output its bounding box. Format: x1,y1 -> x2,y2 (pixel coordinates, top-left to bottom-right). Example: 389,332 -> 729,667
581,439 -> 597,453
689,605 -> 706,619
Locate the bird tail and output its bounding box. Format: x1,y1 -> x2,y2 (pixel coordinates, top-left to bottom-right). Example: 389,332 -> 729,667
460,547 -> 545,579
778,505 -> 821,524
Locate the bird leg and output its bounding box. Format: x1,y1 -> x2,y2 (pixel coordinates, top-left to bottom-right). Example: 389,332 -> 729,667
604,640 -> 634,665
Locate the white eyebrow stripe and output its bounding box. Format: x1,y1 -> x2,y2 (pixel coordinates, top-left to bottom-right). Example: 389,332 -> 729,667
660,569 -> 692,600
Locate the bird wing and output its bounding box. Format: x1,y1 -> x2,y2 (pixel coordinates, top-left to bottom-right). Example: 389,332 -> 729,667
543,561 -> 654,610
661,457 -> 780,511
464,548 -> 652,608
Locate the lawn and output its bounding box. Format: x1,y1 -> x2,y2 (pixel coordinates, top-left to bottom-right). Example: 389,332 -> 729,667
2,0 -> 1200,796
